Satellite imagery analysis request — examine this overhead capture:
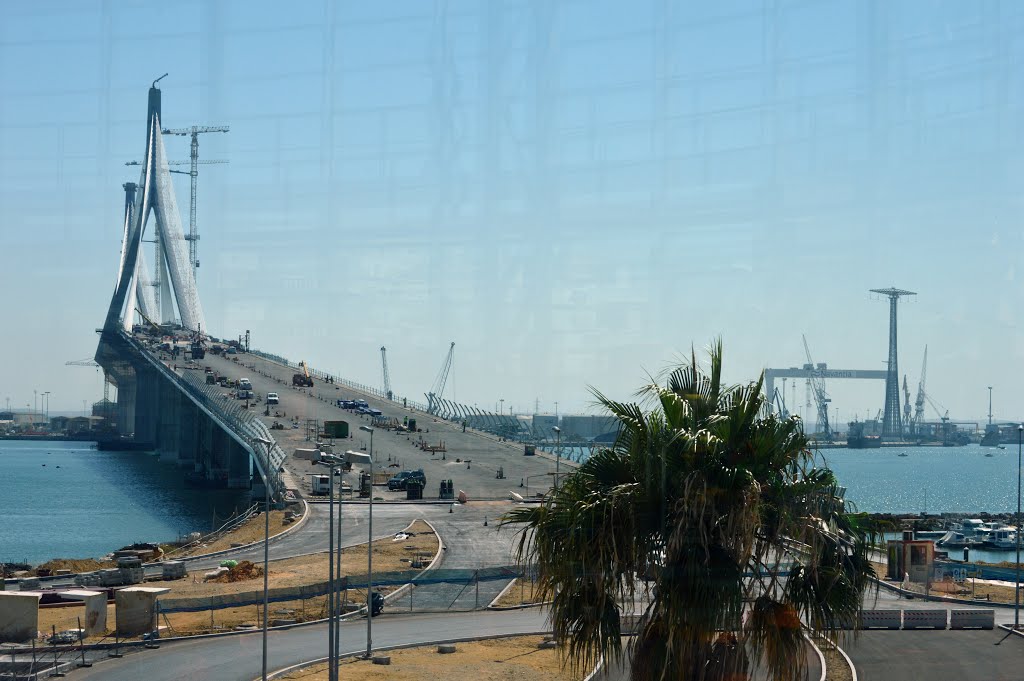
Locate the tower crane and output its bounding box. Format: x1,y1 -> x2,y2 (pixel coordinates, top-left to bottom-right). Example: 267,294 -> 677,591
426,342 -> 455,415
159,124 -> 230,272
66,358 -> 113,418
380,346 -> 393,400
802,335 -> 831,439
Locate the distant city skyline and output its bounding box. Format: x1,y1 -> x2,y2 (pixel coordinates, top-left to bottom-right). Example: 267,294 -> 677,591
2,1 -> 1023,423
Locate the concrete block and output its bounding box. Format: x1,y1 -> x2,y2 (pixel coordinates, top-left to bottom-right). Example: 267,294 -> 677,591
0,592 -> 42,643
161,561 -> 187,580
437,644 -> 457,654
62,590 -> 107,636
902,609 -> 947,630
858,609 -> 902,630
372,656 -> 391,665
949,609 -> 994,630
115,586 -> 170,638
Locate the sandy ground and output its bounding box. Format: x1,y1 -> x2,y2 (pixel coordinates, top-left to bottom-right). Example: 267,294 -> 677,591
279,636 -> 581,681
871,559 -> 1018,603
37,520 -> 438,638
493,578 -> 543,607
169,510 -> 297,558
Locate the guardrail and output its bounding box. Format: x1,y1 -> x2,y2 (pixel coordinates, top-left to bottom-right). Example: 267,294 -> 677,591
121,332 -> 286,497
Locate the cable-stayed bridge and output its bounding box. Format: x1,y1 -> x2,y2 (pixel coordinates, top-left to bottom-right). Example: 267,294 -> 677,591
94,83 -> 285,500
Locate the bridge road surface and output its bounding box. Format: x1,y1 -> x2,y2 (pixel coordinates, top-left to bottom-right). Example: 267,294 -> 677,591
190,347 -> 574,502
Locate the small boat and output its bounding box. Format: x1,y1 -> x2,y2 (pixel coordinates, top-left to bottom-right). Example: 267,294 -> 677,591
986,453 -> 994,457
898,453 -> 908,457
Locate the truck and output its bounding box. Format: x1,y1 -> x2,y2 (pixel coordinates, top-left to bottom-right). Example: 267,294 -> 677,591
310,474 -> 331,495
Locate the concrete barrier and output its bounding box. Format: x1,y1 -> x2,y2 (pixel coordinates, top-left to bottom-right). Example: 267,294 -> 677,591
903,609 -> 948,630
859,610 -> 902,629
949,609 -> 995,630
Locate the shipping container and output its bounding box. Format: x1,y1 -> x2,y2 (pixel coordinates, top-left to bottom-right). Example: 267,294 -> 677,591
323,420 -> 349,438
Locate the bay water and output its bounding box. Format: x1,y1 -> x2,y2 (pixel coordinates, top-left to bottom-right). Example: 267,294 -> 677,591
560,443 -> 1022,516
0,440 -> 252,565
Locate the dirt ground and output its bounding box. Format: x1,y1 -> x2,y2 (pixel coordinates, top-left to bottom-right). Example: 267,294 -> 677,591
279,636 -> 582,681
169,509 -> 296,558
871,559 -> 1016,604
822,646 -> 853,681
493,577 -> 543,607
37,520 -> 438,639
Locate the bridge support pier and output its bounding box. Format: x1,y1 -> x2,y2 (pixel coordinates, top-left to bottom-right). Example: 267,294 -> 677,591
176,398 -> 198,469
156,385 -> 182,463
227,439 -> 252,490
252,469 -> 268,504
134,368 -> 160,447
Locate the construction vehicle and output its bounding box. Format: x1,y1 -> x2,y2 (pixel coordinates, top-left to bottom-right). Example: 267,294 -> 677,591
292,361 -> 314,387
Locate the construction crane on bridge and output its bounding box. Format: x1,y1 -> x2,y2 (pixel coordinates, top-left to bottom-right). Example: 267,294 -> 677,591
802,335 -> 831,439
159,124 -> 230,272
426,342 -> 455,415
380,346 -> 393,400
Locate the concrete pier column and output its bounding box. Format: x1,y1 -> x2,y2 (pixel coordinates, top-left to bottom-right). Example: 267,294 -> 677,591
157,382 -> 181,463
115,587 -> 169,637
252,468 -> 268,502
116,376 -> 137,437
227,438 -> 252,490
133,368 -> 160,446
177,397 -> 198,468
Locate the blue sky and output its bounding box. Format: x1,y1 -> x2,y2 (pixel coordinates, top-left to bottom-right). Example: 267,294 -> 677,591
2,0 -> 1023,424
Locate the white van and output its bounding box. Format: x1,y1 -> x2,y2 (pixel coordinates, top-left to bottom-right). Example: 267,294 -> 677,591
267,392 -> 279,405
239,378 -> 253,391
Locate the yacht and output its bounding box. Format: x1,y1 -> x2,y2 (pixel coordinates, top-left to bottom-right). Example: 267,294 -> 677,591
980,524 -> 1018,550
937,519 -> 986,548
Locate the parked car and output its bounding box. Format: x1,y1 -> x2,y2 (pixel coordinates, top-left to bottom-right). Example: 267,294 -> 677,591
267,392 -> 279,405
387,469 -> 426,491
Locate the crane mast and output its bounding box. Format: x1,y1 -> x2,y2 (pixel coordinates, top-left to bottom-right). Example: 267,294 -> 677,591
426,342 -> 455,415
913,346 -> 927,436
380,346 -> 393,400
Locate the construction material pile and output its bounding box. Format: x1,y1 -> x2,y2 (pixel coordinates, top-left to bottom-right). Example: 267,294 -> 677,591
212,560 -> 264,583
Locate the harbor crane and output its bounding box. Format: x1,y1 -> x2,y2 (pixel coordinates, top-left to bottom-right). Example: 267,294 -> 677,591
802,335 -> 832,439
380,346 -> 393,400
426,342 -> 455,415
912,346 -> 928,436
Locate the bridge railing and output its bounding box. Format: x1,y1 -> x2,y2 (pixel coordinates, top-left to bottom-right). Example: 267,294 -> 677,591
178,370 -> 287,484
120,332 -> 286,497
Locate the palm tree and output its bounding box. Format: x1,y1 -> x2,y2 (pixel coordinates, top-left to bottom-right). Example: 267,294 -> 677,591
503,341 -> 877,681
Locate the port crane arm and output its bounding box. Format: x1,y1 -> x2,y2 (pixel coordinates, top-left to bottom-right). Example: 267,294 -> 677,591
380,346 -> 392,399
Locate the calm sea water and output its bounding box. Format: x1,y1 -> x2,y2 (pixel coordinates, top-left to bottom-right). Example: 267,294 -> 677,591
0,440 -> 252,564
559,443 -> 1022,516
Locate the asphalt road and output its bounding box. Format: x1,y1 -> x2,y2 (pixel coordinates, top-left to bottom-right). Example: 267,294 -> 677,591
842,629 -> 1024,680
71,610 -> 550,681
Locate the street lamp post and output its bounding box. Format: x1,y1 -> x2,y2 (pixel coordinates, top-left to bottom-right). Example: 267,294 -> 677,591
358,426 -> 375,659
252,437 -> 276,681
552,426 -> 561,490
1016,424 -> 1023,630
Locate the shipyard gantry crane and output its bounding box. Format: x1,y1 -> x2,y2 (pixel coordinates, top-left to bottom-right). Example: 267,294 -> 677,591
802,335 -> 831,439
426,342 -> 455,415
160,124 -> 230,271
380,346 -> 393,400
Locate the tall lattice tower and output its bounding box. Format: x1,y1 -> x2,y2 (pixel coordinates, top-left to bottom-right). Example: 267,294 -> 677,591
871,287 -> 916,439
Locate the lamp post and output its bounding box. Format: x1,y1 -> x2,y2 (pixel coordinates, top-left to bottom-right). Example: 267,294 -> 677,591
552,426 -> 561,490
358,426 -> 375,659
315,453 -> 345,681
252,436 -> 276,681
43,392 -> 50,425
1016,424 -> 1023,630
